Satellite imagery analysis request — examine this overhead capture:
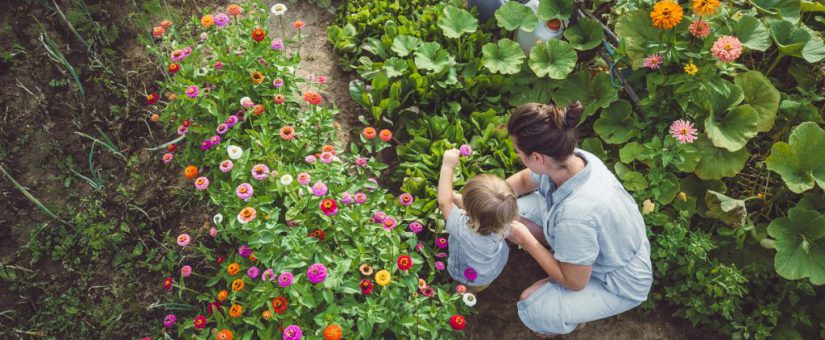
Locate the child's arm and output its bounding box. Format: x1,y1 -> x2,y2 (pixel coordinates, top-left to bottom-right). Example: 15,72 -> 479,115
452,192 -> 464,209
438,149 -> 461,220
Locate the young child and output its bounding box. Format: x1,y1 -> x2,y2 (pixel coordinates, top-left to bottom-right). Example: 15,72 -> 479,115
438,149 -> 517,291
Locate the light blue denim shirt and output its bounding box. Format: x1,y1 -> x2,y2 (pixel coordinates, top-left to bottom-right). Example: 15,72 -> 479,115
530,149 -> 653,302
445,205 -> 509,286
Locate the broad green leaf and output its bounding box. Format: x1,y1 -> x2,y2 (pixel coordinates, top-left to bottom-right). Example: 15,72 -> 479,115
771,20 -> 811,57
593,100 -> 639,144
735,71 -> 781,132
510,78 -> 560,106
673,142 -> 702,173
780,99 -> 824,124
704,79 -> 744,115
681,175 -> 727,214
751,0 -> 802,23
801,30 -> 825,62
694,137 -> 750,179
705,105 -> 759,151
438,6 -> 478,39
414,42 -> 451,73
614,163 -> 648,191
528,40 -> 577,79
767,206 -> 825,285
580,137 -> 608,160
798,192 -> 825,212
766,122 -> 825,193
734,15 -> 772,51
801,0 -> 825,12
619,142 -> 648,164
653,173 -> 680,205
553,71 -> 618,120
563,18 -> 604,50
391,35 -> 421,57
495,2 -> 539,32
537,0 -> 574,21
481,39 -> 525,74
705,190 -> 748,227
382,57 -> 409,78
614,10 -> 663,69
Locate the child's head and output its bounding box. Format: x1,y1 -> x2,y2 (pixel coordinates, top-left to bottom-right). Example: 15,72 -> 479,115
461,174 -> 518,236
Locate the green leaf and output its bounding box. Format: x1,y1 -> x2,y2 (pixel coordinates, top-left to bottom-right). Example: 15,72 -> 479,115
767,206 -> 825,285
391,35 -> 421,57
438,6 -> 478,39
705,80 -> 744,115
653,173 -> 681,205
528,39 -> 577,79
705,190 -> 748,227
771,20 -> 810,57
414,42 -> 451,73
705,104 -> 759,151
766,122 -> 825,193
801,0 -> 825,12
614,163 -> 648,191
537,0 -> 574,21
614,10 -> 662,69
481,39 -> 525,74
734,15 -> 772,51
619,142 -> 646,164
735,71 -> 781,132
801,31 -> 825,63
694,137 -> 750,179
751,0 -> 802,23
563,18 -> 604,50
495,2 -> 538,32
593,100 -> 640,144
382,57 -> 408,78
553,71 -> 618,120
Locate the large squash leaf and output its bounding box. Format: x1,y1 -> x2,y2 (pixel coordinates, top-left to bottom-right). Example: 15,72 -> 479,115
766,122 -> 825,193
767,206 -> 825,285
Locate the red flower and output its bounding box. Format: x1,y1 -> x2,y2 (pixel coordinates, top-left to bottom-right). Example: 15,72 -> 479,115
397,255 -> 412,271
303,92 -> 322,105
146,92 -> 159,105
308,229 -> 325,241
193,315 -> 207,329
359,279 -> 374,295
207,301 -> 222,315
216,256 -> 225,265
320,198 -> 338,216
167,144 -> 177,152
162,277 -> 174,290
362,127 -> 376,140
379,129 -> 392,142
168,63 -> 180,74
182,119 -> 191,128
449,315 -> 466,331
272,297 -> 288,314
252,28 -> 266,42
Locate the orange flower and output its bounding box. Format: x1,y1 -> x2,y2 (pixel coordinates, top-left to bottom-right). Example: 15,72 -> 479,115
249,252 -> 257,261
201,15 -> 215,28
152,26 -> 165,38
262,310 -> 273,320
303,92 -> 322,105
184,165 -> 199,179
217,290 -> 228,301
216,329 -> 233,340
227,262 -> 240,275
324,324 -> 343,340
322,145 -> 335,154
229,304 -> 243,318
251,71 -> 264,84
379,129 -> 393,142
280,125 -> 295,141
692,0 -> 720,16
150,113 -> 160,122
252,28 -> 266,42
231,278 -> 245,292
160,20 -> 172,28
651,0 -> 683,30
362,127 -> 376,140
227,4 -> 242,16
252,104 -> 265,115
293,20 -> 305,29
167,93 -> 178,101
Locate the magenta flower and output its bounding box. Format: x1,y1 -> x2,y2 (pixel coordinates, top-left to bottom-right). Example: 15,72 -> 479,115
355,157 -> 368,167
171,49 -> 185,62
464,267 -> 478,282
297,173 -> 311,185
238,245 -> 252,257
200,140 -> 211,151
642,54 -> 663,70
193,315 -> 207,330
382,217 -> 397,231
216,124 -> 228,134
354,192 -> 367,204
435,237 -> 448,249
214,61 -> 224,69
182,47 -> 192,56
670,119 -> 699,144
435,261 -> 445,271
436,252 -> 447,258
225,115 -> 239,128
282,324 -> 302,340
711,35 -> 742,63
219,160 -> 233,173
373,211 -> 387,223
247,266 -> 260,279
340,192 -> 353,205
186,85 -> 199,98
251,164 -> 270,180
163,314 -> 176,328
271,38 -> 284,50
399,193 -> 414,206
311,181 -> 328,196
177,125 -> 188,135
305,155 -> 317,163
236,183 -> 254,200
459,144 -> 473,157
214,13 -> 229,26
415,243 -> 424,251
278,272 -> 294,287
180,265 -> 192,278
209,135 -> 221,146
306,263 -> 327,284
176,233 -> 191,247
409,221 -> 423,233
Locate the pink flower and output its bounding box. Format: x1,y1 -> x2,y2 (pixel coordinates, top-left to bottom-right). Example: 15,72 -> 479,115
214,61 -> 224,69
209,135 -> 221,146
399,193 -> 414,206
186,85 -> 199,98
415,243 -> 424,251
176,233 -> 191,246
643,54 -> 663,70
273,78 -> 284,87
306,263 -> 327,284
456,284 -> 467,295
283,325 -> 302,340
436,252 -> 447,258
420,286 -> 435,297
177,125 -> 188,135
238,245 -> 252,257
409,221 -> 423,233
225,115 -> 239,127
271,38 -> 284,50
297,172 -> 311,185
320,151 -> 334,163
251,164 -> 269,180
237,207 -> 256,224
459,144 -> 472,157
689,19 -> 711,38
247,266 -> 260,279
217,124 -> 228,134
262,269 -> 276,282
209,227 -> 218,237
162,153 -> 173,164
354,192 -> 367,204
219,160 -> 233,173
171,50 -> 185,62
193,315 -> 207,330
382,217 -> 397,231
311,181 -> 328,196
340,192 -> 353,205
163,314 -> 176,328
670,119 -> 699,144
317,75 -> 328,84
711,35 -> 742,63
373,211 -> 386,223
180,265 -> 192,278
435,237 -> 448,249
305,155 -> 317,163
236,183 -> 254,200
194,177 -> 209,190
435,261 -> 445,271
355,157 -> 368,167
278,272 -> 294,287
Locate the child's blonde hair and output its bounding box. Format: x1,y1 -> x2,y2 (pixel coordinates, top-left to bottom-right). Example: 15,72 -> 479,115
461,174 -> 517,236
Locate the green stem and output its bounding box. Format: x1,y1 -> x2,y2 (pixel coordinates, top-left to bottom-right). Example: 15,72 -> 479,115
765,54 -> 784,78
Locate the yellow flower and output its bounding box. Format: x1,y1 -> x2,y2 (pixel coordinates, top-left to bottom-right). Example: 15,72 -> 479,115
650,0 -> 683,30
642,199 -> 655,215
692,0 -> 720,16
375,270 -> 391,286
677,192 -> 688,202
684,62 -> 698,75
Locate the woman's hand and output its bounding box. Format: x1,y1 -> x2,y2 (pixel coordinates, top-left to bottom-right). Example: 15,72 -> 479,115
507,220 -> 537,246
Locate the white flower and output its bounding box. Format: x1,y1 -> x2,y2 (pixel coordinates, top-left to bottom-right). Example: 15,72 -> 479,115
280,174 -> 293,185
462,293 -> 477,307
270,3 -> 287,15
213,213 -> 223,225
227,145 -> 243,160
240,96 -> 254,107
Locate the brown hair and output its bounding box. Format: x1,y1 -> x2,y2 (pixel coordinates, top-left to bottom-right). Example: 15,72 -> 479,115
461,174 -> 518,236
507,101 -> 584,161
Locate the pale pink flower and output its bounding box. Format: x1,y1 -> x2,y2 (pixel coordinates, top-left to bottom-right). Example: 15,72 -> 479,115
643,54 -> 664,70
689,19 -> 711,38
176,233 -> 191,246
670,119 -> 699,144
251,164 -> 269,180
711,35 -> 742,63
236,183 -> 254,200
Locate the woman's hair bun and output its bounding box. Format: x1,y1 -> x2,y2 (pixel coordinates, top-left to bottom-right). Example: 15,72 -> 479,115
563,101 -> 584,129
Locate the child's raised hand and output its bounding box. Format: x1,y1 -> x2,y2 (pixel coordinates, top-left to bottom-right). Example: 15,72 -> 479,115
442,149 -> 460,169
507,220 -> 535,246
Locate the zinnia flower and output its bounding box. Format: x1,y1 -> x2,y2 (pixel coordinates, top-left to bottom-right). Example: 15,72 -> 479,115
152,25 -> 165,38
273,78 -> 284,87
323,324 -> 342,340
362,127 -> 376,139
272,296 -> 288,314
225,115 -> 238,127
252,28 -> 266,42
650,0 -> 683,30
214,13 -> 230,26
251,164 -> 270,180
278,272 -> 294,287
193,314 -> 207,329
435,261 -> 446,271
462,293 -> 477,307
180,265 -> 192,278
200,15 -> 214,28
355,157 -> 368,167
250,71 -> 264,84
237,207 -> 257,224
240,96 -> 254,108
271,38 -> 284,50
642,199 -> 656,214
379,129 -> 392,142
216,329 -> 233,340
280,174 -> 293,185
311,181 -> 328,196
317,75 -> 328,84
397,255 -> 412,271
229,304 -> 243,318
382,217 -> 397,231
146,92 -> 159,105
307,263 -> 328,284
231,278 -> 245,292
236,183 -> 254,200
320,151 -> 334,163
456,284 -> 467,295
194,177 -> 209,190
227,145 -> 243,159
163,277 -> 173,290
399,193 -> 414,206
297,173 -> 311,185
303,91 -> 322,105
186,85 -> 199,98
220,160 -> 233,173
163,314 -> 176,328
409,221 -> 423,233
375,270 -> 391,286
292,20 -> 304,29
283,324 -> 302,340
238,245 -> 251,257
271,3 -> 287,15
689,19 -> 711,38
435,237 -> 448,249
340,192 -> 353,205
177,233 -> 190,246
450,315 -> 467,330
711,35 -> 742,62
227,262 -> 240,275
162,153 -> 173,164
168,63 -> 179,74
305,155 -> 317,163
354,192 -> 367,204
464,267 -> 478,282
320,198 -> 338,216
373,211 -> 386,223
459,144 -> 473,156
360,279 -> 374,294
684,62 -> 698,75
280,125 -> 295,140
670,119 -> 699,144
359,263 -> 373,276
210,227 -> 218,237
692,0 -> 720,15
643,54 -> 664,70
420,286 -> 435,297
227,4 -> 243,15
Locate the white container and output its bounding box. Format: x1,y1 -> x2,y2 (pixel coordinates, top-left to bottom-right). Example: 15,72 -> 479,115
516,0 -> 566,54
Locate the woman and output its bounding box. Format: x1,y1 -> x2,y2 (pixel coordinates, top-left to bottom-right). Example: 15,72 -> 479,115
504,101 -> 653,337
